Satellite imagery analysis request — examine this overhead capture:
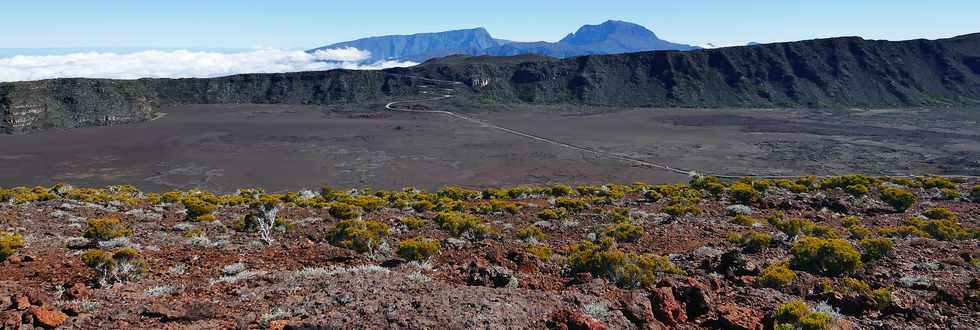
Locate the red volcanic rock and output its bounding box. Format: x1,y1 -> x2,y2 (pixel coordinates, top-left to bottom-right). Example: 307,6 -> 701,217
715,304 -> 763,330
31,307 -> 69,328
649,287 -> 686,326
547,309 -> 607,330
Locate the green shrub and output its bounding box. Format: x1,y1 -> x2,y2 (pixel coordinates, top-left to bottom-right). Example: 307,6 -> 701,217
937,188 -> 961,200
776,179 -> 809,193
848,225 -> 871,239
757,260 -> 796,288
567,239 -> 682,289
774,300 -> 831,330
81,247 -> 147,285
841,216 -> 861,228
971,184 -> 980,202
821,174 -> 874,190
860,238 -> 894,260
507,186 -> 533,199
327,220 -> 389,253
181,195 -> 218,222
526,244 -> 553,261
516,225 -> 546,242
803,222 -> 839,239
604,222 -> 645,243
83,217 -> 132,241
662,199 -> 701,217
351,195 -> 385,213
437,186 -> 481,201
329,203 -> 363,220
790,237 -> 863,276
768,216 -> 805,237
736,231 -> 773,253
537,208 -> 563,221
412,200 -> 435,212
730,182 -> 759,204
922,208 -> 956,220
554,197 -> 589,212
0,232 -> 25,260
473,200 -> 522,215
899,218 -> 978,240
840,277 -> 872,294
877,225 -> 927,238
400,217 -> 425,230
482,188 -> 508,200
397,237 -> 440,262
549,185 -> 573,197
643,190 -> 662,202
872,287 -> 894,311
731,215 -> 756,226
881,188 -> 916,212
845,184 -> 869,196
434,212 -> 492,239
918,176 -> 955,189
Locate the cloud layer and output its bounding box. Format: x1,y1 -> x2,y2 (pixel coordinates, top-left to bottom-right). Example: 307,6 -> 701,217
0,48 -> 415,82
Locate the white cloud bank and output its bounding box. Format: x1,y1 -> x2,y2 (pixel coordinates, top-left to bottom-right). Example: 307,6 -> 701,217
0,48 -> 415,83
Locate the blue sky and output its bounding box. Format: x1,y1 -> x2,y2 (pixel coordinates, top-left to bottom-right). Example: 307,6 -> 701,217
2,0 -> 979,49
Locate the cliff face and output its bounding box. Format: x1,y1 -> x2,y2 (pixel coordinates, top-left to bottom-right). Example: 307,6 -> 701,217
414,33 -> 980,107
0,70 -> 418,134
3,34 -> 980,134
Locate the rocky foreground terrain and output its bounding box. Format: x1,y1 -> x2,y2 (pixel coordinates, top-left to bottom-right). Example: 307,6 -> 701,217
1,175 -> 979,329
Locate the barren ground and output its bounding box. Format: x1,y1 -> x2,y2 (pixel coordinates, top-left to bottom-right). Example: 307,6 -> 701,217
1,104 -> 978,193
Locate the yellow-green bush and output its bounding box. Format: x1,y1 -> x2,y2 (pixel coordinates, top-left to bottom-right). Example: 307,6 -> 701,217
567,239 -> 682,289
351,195 -> 385,213
643,190 -> 662,202
841,216 -> 861,228
881,188 -> 916,212
327,220 -> 389,252
790,237 -> 863,276
768,216 -> 805,237
859,238 -> 894,260
473,200 -> 522,215
397,237 -> 440,262
400,216 -> 425,230
328,202 -> 362,220
662,199 -> 701,217
181,195 -> 218,222
526,244 -> 553,261
554,197 -> 589,212
971,184 -> 980,202
437,186 -> 481,201
434,212 -> 492,239
730,182 -> 759,204
0,232 -> 25,260
412,200 -> 435,213
918,176 -> 956,189
734,231 -> 773,253
537,208 -> 563,221
922,208 -> 956,220
898,218 -> 979,240
549,185 -> 574,197
821,174 -> 874,191
848,225 -> 871,239
757,260 -> 796,288
81,247 -> 147,285
845,184 -> 869,196
731,215 -> 756,226
482,188 -> 508,200
516,225 -> 546,242
507,186 -> 534,199
937,188 -> 961,200
774,300 -> 831,330
604,222 -> 645,243
83,217 -> 132,241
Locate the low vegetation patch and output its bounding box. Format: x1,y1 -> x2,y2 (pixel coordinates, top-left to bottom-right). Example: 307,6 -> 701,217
397,237 -> 440,262
567,239 -> 682,289
0,232 -> 25,260
83,217 -> 132,241
603,222 -> 645,243
81,247 -> 147,286
880,188 -> 916,212
790,237 -> 863,276
774,300 -> 832,330
327,220 -> 390,253
434,212 -> 492,239
757,260 -> 796,288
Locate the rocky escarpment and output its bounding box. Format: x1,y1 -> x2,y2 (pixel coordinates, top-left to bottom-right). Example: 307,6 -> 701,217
414,33 -> 980,107
0,70 -> 419,134
3,33 -> 980,134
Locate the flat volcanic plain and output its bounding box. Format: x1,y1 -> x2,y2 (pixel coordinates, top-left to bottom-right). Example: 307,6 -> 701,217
1,103 -> 978,193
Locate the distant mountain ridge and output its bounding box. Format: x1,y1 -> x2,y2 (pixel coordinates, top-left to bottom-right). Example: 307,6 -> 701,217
308,20 -> 697,62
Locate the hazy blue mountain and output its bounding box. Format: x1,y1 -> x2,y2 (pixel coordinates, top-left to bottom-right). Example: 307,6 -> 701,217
309,20 -> 696,62
309,28 -> 500,62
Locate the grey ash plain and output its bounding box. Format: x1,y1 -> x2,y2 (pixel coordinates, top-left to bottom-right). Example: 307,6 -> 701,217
1,100 -> 978,193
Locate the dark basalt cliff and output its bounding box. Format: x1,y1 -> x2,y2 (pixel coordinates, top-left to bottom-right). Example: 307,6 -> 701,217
414,33 -> 980,107
3,34 -> 980,134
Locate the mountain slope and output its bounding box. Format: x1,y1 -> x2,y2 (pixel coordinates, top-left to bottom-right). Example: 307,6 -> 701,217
309,28 -> 500,62
4,33 -> 980,133
309,21 -> 696,62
